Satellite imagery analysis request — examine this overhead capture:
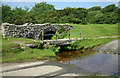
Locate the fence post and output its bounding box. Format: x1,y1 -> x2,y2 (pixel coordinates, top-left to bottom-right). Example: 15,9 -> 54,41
69,31 -> 70,40
79,27 -> 81,38
56,29 -> 58,40
42,29 -> 44,40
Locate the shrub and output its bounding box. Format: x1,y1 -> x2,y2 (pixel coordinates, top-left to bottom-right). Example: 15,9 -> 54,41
35,42 -> 44,49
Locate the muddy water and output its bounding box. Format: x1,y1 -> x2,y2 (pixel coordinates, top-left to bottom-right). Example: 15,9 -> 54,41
57,51 -> 119,76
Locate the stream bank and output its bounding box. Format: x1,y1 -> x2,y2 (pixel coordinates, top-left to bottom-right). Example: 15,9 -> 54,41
56,50 -> 119,76
55,39 -> 119,76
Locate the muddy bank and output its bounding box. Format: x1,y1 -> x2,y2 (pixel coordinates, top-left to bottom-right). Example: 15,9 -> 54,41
95,39 -> 119,55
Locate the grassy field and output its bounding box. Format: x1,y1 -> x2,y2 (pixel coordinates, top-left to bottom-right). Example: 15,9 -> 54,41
2,48 -> 56,63
66,23 -> 118,38
63,23 -> 119,51
1,23 -> 119,63
71,38 -> 118,50
2,37 -> 56,63
2,37 -> 34,51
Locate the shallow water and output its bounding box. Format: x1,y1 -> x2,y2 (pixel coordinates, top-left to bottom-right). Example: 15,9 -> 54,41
57,51 -> 119,76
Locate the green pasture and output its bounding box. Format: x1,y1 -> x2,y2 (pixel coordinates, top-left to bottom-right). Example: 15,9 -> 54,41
2,37 -> 56,63
66,23 -> 118,38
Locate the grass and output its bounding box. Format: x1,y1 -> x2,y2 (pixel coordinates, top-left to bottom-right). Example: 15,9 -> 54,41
60,23 -> 119,51
72,37 -> 119,50
1,23 -> 119,63
2,37 -> 34,51
2,37 -> 56,63
66,23 -> 118,38
2,48 -> 56,63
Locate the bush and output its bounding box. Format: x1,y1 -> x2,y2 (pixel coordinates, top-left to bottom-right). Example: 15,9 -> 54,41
52,45 -> 61,53
86,11 -> 102,24
52,26 -> 68,40
2,3 -> 118,24
35,42 -> 44,49
102,4 -> 116,13
71,18 -> 82,24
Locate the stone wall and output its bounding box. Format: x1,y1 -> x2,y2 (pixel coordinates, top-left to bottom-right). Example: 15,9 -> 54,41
1,23 -> 73,40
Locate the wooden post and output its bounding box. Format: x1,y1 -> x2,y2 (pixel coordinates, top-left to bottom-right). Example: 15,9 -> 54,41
42,30 -> 44,40
68,58 -> 70,65
69,31 -> 70,40
56,29 -> 58,40
79,27 -> 81,38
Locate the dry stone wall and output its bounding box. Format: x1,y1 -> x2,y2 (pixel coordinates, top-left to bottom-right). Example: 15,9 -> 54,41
1,23 -> 73,39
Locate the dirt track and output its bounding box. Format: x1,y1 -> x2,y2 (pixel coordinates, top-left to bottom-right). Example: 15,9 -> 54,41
96,39 -> 119,54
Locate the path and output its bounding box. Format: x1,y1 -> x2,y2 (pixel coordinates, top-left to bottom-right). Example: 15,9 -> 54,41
2,60 -> 91,77
96,39 -> 119,54
93,36 -> 120,39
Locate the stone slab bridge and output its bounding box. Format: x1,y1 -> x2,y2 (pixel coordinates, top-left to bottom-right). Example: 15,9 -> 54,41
41,38 -> 82,45
1,23 -> 73,40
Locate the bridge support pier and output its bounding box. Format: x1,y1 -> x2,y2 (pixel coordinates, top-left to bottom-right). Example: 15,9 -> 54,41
79,27 -> 81,38
42,30 -> 44,41
69,31 -> 70,40
56,29 -> 58,40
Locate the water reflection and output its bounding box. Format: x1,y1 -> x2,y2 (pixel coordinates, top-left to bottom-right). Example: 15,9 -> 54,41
57,51 -> 97,63
57,51 -> 119,76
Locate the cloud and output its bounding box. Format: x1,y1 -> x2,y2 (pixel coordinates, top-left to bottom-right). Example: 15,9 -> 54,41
1,0 -> 119,2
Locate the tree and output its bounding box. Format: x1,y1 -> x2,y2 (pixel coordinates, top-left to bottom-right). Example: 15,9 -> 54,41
31,2 -> 54,15
103,12 -> 118,24
86,11 -> 102,23
0,6 -> 1,25
2,5 -> 12,23
76,8 -> 87,19
59,16 -> 70,23
94,13 -> 104,24
88,6 -> 101,12
118,8 -> 120,23
102,4 -> 117,13
10,7 -> 28,24
62,7 -> 75,16
2,4 -> 29,24
29,2 -> 55,24
2,3 -> 118,24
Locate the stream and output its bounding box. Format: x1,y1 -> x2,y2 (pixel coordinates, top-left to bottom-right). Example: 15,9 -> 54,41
57,51 -> 119,76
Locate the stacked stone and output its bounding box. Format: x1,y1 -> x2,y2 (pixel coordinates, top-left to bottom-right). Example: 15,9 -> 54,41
2,23 -> 73,39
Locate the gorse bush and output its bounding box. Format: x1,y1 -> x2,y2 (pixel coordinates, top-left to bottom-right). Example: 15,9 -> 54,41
2,2 -> 119,25
35,42 -> 44,49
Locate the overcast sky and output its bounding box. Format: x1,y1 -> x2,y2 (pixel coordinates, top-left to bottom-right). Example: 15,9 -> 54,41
0,0 -> 120,2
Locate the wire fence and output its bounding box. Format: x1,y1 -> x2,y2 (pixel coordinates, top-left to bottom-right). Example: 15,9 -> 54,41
43,27 -> 81,36
41,27 -> 118,40
43,33 -> 81,36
